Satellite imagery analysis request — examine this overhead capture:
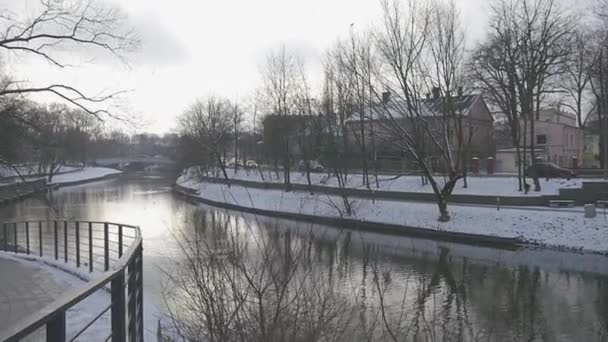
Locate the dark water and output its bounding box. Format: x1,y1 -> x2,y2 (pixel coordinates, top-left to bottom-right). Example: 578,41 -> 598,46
1,173 -> 607,341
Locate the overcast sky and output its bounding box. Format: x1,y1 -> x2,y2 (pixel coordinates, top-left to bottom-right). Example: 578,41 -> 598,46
3,0 -> 507,134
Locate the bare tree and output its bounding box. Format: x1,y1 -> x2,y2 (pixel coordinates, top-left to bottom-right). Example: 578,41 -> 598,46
260,45 -> 299,190
560,27 -> 595,129
179,97 -> 234,181
471,0 -> 575,191
0,0 -> 137,119
232,101 -> 244,174
589,2 -> 608,168
371,0 -> 468,221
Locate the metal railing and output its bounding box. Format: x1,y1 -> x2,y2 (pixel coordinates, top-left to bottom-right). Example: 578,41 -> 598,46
0,220 -> 144,342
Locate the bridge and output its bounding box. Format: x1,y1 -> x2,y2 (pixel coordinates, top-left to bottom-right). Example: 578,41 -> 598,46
95,156 -> 175,171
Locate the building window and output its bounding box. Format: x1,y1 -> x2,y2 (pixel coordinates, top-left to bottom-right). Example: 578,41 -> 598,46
536,134 -> 547,145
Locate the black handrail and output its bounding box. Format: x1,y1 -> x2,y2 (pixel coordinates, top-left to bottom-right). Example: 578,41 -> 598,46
0,220 -> 144,342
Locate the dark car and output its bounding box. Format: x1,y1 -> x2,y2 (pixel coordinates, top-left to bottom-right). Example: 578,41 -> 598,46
525,162 -> 575,179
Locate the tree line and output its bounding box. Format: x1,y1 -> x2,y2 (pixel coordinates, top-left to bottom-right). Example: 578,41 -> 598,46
178,0 -> 608,222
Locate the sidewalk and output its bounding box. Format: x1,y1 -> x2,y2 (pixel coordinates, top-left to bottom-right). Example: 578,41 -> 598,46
0,256 -> 69,336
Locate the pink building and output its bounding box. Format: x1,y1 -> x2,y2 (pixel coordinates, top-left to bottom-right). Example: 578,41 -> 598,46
533,108 -> 581,167
495,108 -> 582,173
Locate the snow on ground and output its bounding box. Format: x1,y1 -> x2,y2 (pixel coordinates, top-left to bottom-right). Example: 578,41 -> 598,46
0,252 -> 111,340
49,167 -> 122,185
0,165 -> 79,179
0,252 -> 160,341
189,167 -> 606,197
177,176 -> 608,254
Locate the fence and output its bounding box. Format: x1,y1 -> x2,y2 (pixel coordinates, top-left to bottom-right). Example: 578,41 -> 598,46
0,220 -> 143,342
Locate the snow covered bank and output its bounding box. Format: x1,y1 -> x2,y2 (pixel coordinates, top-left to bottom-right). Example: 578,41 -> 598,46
177,176 -> 608,254
190,167 -> 605,197
49,167 -> 122,186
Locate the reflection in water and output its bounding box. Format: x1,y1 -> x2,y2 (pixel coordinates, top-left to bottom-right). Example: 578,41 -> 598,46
0,173 -> 606,341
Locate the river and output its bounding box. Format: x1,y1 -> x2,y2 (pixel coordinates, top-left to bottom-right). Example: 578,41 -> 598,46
0,172 -> 607,341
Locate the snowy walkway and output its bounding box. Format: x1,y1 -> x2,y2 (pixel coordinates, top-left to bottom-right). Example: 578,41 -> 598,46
0,253 -> 111,340
191,167 -> 607,197
177,177 -> 608,254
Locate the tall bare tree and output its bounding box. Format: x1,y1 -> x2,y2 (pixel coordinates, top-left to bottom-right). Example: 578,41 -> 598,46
471,0 -> 575,191
560,27 -> 594,129
372,0 -> 469,221
179,97 -> 234,181
260,45 -> 299,190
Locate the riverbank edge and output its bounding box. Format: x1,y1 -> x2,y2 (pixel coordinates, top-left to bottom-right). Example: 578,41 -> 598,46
0,170 -> 122,207
173,183 -> 523,250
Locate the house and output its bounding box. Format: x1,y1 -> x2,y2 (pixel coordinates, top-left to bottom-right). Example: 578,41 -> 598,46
533,108 -> 581,167
494,108 -> 583,173
345,91 -> 495,170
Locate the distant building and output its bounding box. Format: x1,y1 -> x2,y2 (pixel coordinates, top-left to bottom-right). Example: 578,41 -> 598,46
533,108 -> 581,166
261,114 -> 327,163
494,107 -> 583,173
346,92 -> 495,170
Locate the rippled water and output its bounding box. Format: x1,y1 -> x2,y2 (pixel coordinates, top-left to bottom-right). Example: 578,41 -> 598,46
0,173 -> 606,341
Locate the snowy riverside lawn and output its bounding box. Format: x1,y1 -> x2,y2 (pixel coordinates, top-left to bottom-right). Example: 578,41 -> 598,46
178,169 -> 608,254
0,166 -> 121,186
201,167 -> 604,197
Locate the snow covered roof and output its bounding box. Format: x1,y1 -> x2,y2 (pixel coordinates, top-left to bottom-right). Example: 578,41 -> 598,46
349,94 -> 484,122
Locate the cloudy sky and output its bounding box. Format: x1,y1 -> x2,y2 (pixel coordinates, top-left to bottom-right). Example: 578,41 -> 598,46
4,0 -> 502,134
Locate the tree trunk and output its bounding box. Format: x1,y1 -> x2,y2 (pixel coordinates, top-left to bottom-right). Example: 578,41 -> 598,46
531,100 -> 541,192
437,197 -> 450,222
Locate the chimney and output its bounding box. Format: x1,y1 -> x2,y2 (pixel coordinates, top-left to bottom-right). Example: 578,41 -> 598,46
382,91 -> 391,104
432,87 -> 440,100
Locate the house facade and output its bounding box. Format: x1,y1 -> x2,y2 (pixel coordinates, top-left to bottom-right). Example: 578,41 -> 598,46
494,108 -> 583,173
533,108 -> 581,167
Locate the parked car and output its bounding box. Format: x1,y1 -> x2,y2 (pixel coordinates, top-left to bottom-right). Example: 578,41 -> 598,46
298,160 -> 324,173
525,162 -> 575,179
245,160 -> 258,168
226,158 -> 243,168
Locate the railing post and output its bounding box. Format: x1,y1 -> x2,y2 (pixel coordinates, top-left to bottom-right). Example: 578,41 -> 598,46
127,258 -> 137,342
89,222 -> 93,273
111,270 -> 126,342
39,221 -> 43,257
46,311 -> 66,342
118,225 -> 123,258
64,221 -> 68,263
75,222 -> 80,268
25,221 -> 30,255
104,223 -> 109,271
13,222 -> 17,253
3,223 -> 7,251
54,221 -> 58,260
136,244 -> 144,342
